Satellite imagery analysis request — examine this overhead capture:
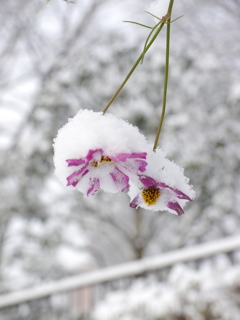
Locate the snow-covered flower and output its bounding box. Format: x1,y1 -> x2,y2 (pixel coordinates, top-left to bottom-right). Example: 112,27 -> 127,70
129,174 -> 191,215
53,109 -> 148,196
66,149 -> 147,196
128,148 -> 195,215
148,0 -> 170,23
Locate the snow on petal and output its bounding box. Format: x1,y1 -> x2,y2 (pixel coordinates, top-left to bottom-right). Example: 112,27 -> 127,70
144,147 -> 195,201
66,167 -> 89,187
110,167 -> 130,192
85,149 -> 103,162
111,152 -> 147,162
53,109 -> 148,196
118,158 -> 148,179
128,148 -> 194,215
136,160 -> 148,173
170,188 -> 192,201
110,152 -> 148,177
87,178 -> 100,196
156,182 -> 193,201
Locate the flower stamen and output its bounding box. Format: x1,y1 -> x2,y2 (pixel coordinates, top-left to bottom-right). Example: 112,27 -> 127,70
100,156 -> 114,164
142,186 -> 161,206
92,160 -> 98,167
92,156 -> 114,168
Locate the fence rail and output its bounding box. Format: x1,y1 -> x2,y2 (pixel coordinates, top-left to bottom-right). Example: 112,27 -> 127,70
1,235 -> 240,310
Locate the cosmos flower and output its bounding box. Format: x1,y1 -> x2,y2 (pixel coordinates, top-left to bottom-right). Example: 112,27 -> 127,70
53,109 -> 149,196
128,148 -> 195,215
129,175 -> 192,215
66,149 -> 147,196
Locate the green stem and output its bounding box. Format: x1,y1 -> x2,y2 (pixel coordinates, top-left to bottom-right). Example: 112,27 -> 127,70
124,21 -> 153,29
153,0 -> 174,151
141,21 -> 161,63
103,21 -> 165,114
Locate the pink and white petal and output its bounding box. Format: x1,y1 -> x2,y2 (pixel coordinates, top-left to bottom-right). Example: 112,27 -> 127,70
135,159 -> 148,172
129,195 -> 140,208
66,158 -> 86,167
130,152 -> 147,159
156,182 -> 192,201
156,182 -> 170,189
87,177 -> 100,196
98,174 -> 118,193
66,165 -> 89,187
85,149 -> 103,161
167,201 -> 184,216
111,152 -> 147,162
139,175 -> 157,188
119,159 -> 147,175
110,166 -> 130,192
170,188 -> 192,201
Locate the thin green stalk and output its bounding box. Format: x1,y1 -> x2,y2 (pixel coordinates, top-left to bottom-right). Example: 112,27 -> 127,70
145,11 -> 162,21
153,0 -> 174,151
124,21 -> 153,29
103,21 -> 165,114
141,21 -> 161,63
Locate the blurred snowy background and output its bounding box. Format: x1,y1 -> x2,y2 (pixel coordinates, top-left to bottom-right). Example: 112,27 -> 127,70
0,0 -> 240,319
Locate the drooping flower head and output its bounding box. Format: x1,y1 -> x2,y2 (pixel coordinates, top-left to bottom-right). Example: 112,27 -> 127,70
53,109 -> 148,196
128,148 -> 195,215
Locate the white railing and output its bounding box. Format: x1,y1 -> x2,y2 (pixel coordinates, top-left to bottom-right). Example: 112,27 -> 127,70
1,235 -> 240,310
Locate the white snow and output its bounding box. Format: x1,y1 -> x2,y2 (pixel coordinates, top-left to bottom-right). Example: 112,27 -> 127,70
93,261 -> 240,320
147,0 -> 170,23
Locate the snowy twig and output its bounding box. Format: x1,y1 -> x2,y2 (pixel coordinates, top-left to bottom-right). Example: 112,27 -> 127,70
1,235 -> 240,308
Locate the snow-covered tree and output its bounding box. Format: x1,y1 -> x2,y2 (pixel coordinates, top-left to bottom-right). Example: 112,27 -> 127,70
93,257 -> 240,320
0,0 -> 240,295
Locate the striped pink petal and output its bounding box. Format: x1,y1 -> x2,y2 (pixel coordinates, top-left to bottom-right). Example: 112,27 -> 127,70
110,166 -> 130,192
139,175 -> 157,188
66,166 -> 89,187
66,158 -> 86,167
87,178 -> 100,196
111,152 -> 147,162
167,201 -> 184,216
156,182 -> 192,201
85,149 -> 103,161
130,195 -> 140,208
136,160 -> 148,172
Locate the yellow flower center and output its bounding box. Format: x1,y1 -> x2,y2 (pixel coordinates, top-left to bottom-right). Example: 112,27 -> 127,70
142,186 -> 161,206
92,156 -> 114,168
100,156 -> 113,164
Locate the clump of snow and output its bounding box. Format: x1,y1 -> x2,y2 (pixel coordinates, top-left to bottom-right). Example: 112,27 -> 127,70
147,0 -> 170,23
54,109 -> 147,162
53,109 -> 148,195
146,147 -> 194,196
